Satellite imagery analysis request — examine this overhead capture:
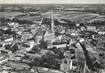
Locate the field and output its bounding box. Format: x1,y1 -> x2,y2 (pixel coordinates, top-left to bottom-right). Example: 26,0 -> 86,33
44,11 -> 105,23
0,10 -> 105,24
0,12 -> 24,18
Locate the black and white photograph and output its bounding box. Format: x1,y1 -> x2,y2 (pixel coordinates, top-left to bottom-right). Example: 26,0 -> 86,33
0,0 -> 105,73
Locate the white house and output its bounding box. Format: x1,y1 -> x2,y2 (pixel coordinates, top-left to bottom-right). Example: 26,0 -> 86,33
98,31 -> 105,35
86,26 -> 96,31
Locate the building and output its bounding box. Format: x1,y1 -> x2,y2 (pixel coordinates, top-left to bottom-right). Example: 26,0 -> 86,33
86,26 -> 97,31
24,40 -> 35,52
44,31 -> 55,42
64,7 -> 84,11
0,49 -> 12,54
98,31 -> 105,35
52,44 -> 67,48
80,26 -> 86,31
44,13 -> 55,42
60,58 -> 74,73
6,61 -> 30,70
8,22 -> 19,28
4,37 -> 13,42
0,55 -> 9,65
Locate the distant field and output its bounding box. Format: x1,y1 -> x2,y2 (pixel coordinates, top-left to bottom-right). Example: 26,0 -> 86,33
0,12 -> 24,17
44,11 -> 105,23
0,11 -> 105,23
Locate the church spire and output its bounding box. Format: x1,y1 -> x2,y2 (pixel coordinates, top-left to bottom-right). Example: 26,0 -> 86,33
51,12 -> 54,33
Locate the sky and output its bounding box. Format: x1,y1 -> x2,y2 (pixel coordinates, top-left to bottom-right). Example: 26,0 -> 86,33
0,0 -> 105,4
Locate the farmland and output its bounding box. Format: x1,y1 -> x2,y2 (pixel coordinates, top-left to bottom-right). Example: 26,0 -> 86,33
0,6 -> 105,24
0,12 -> 24,17
43,11 -> 105,23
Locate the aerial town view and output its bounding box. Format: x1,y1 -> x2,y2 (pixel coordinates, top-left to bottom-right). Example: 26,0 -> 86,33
0,4 -> 105,73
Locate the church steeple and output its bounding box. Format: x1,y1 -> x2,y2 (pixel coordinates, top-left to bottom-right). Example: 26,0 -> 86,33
51,12 -> 54,33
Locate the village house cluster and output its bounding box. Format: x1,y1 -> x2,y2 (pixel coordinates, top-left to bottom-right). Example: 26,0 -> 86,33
0,4 -> 105,73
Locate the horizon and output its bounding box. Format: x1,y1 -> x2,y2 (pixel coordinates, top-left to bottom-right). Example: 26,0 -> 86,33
0,0 -> 105,4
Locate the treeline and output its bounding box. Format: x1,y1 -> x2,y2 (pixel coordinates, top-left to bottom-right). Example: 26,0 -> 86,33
88,21 -> 105,27
0,17 -> 33,24
84,9 -> 105,15
0,6 -> 48,13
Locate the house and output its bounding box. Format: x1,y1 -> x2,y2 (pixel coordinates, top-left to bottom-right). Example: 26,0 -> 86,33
71,31 -> 79,36
35,67 -> 63,73
35,35 -> 43,44
86,26 -> 97,31
60,58 -> 71,72
52,44 -> 67,48
75,42 -> 84,52
58,19 -> 67,24
8,22 -> 19,28
0,49 -> 12,54
0,25 -> 10,31
60,58 -> 76,72
4,37 -> 13,42
44,31 -> 55,42
0,55 -> 9,65
6,61 -> 30,70
21,32 -> 33,41
25,40 -> 35,52
76,23 -> 80,27
80,26 -> 86,31
98,31 -> 105,35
